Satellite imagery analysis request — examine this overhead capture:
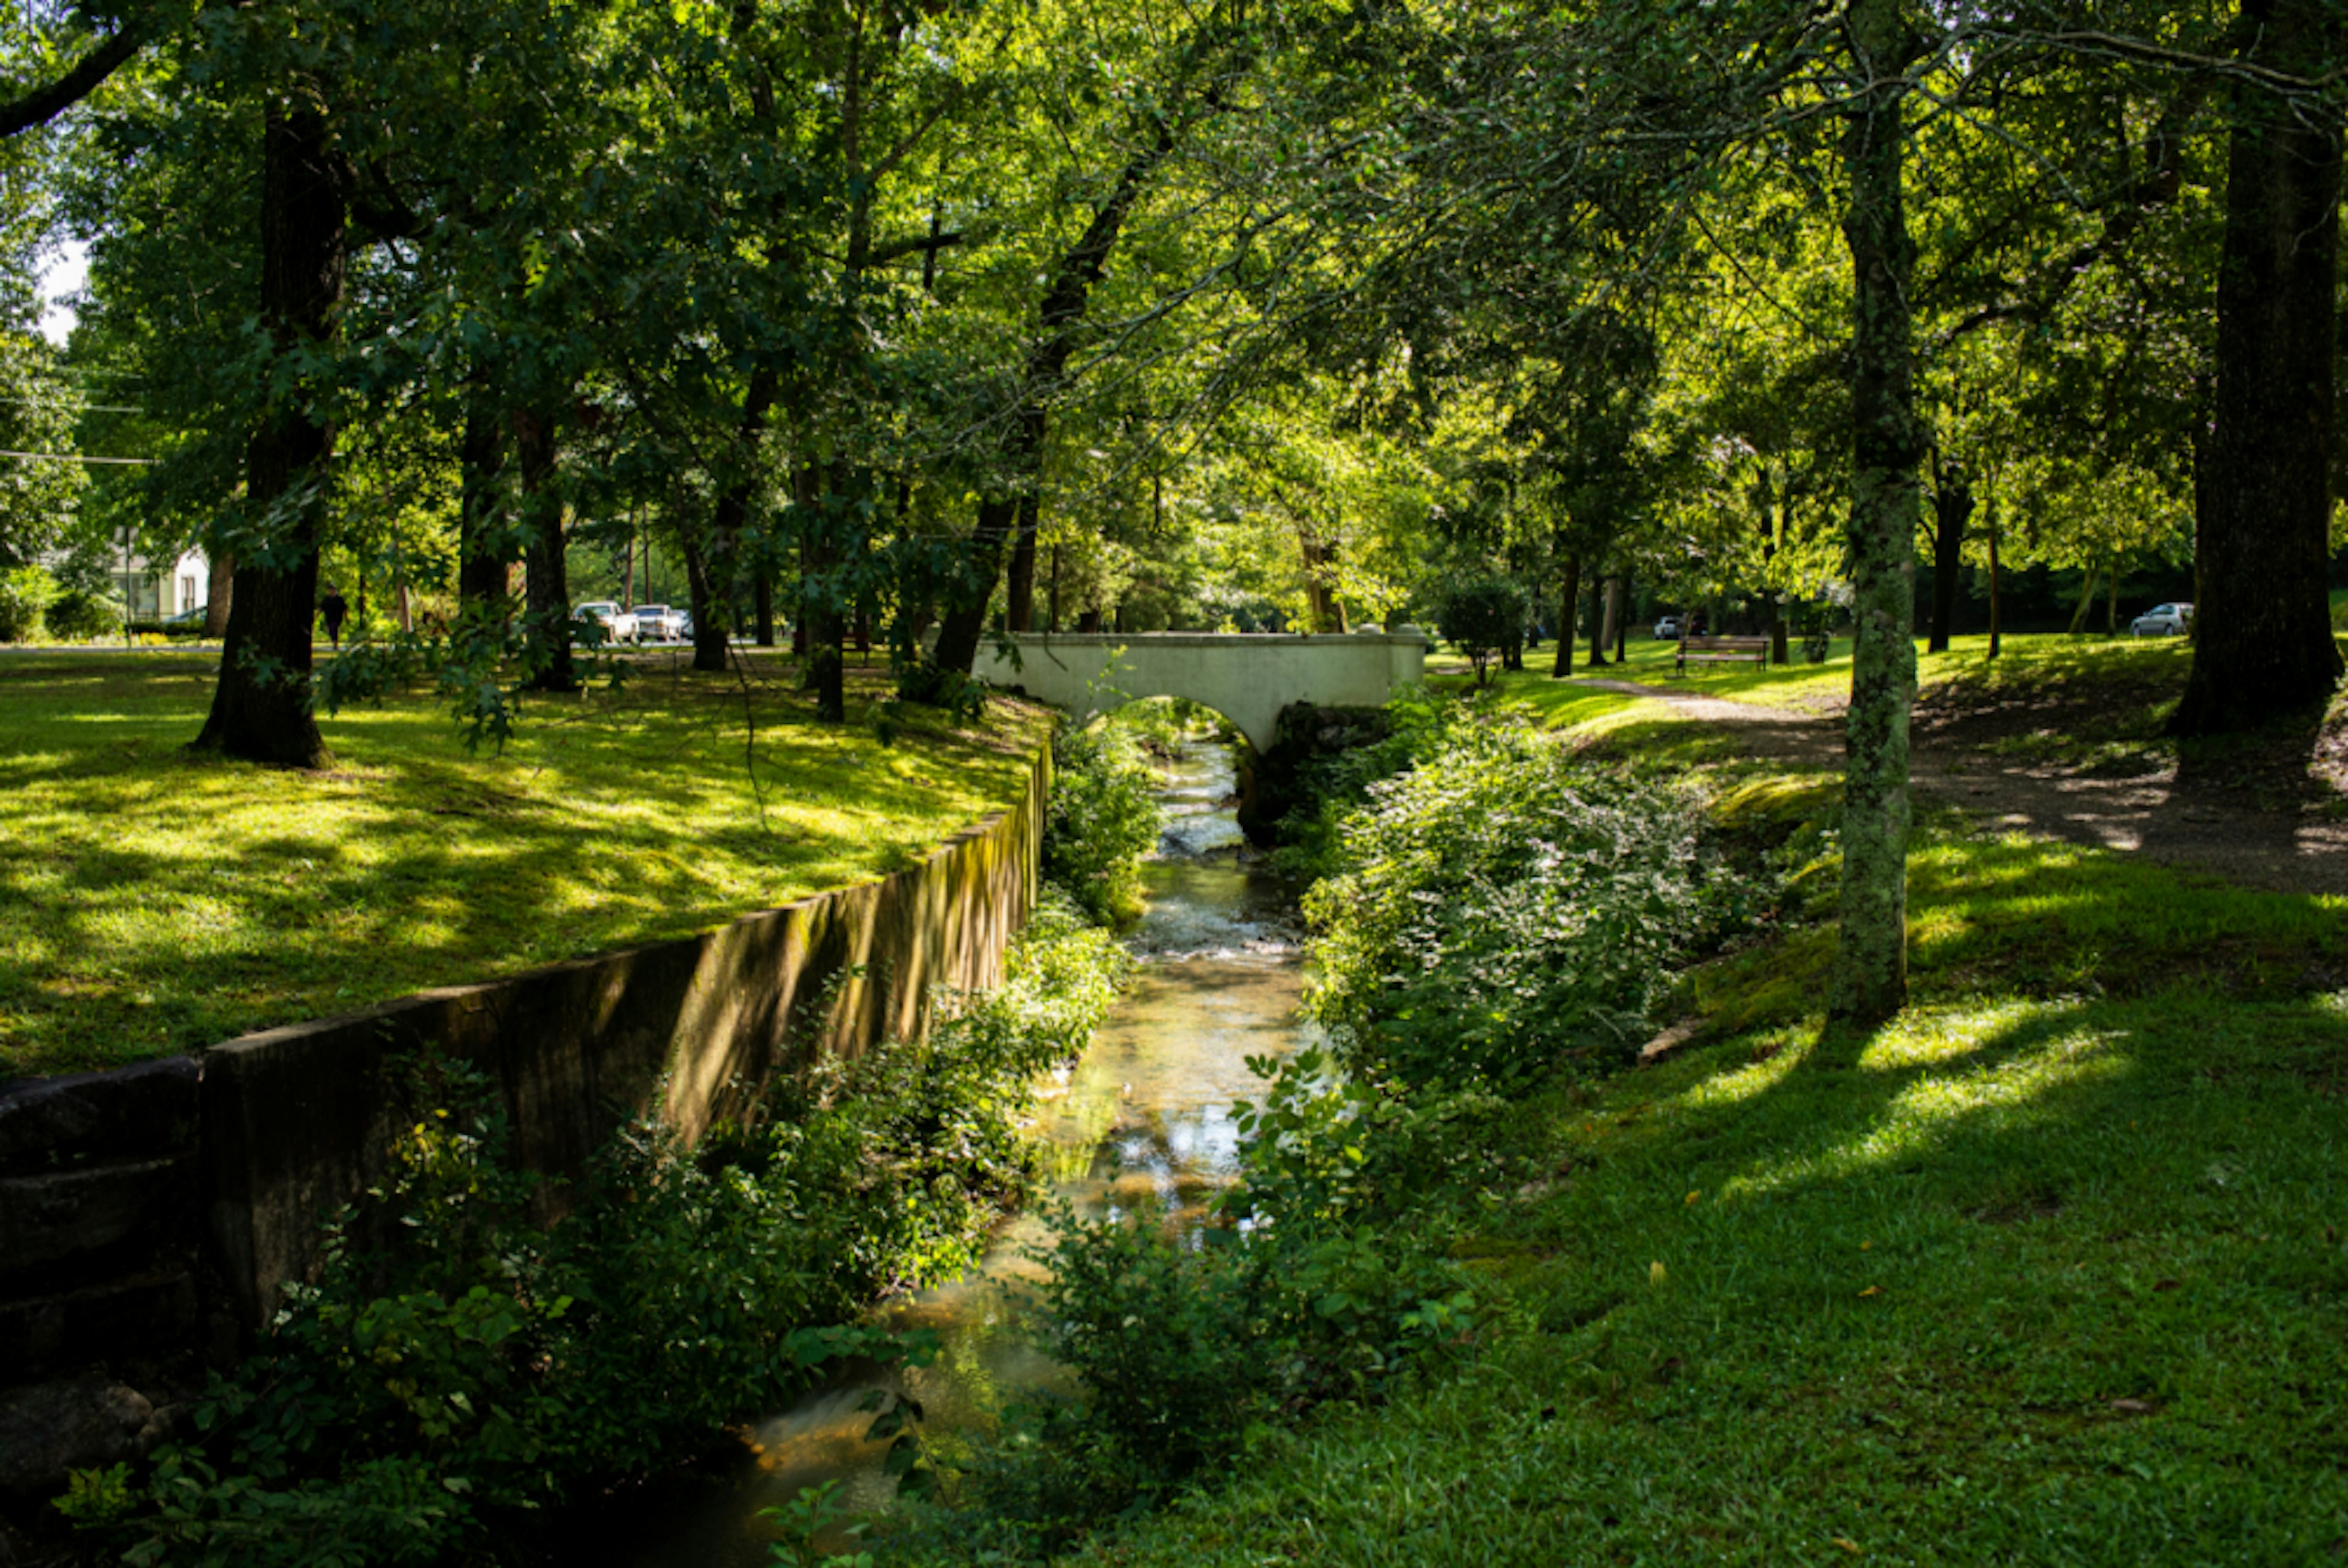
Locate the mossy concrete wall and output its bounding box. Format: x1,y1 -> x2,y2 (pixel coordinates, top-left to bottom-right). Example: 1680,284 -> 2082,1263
0,742 -> 1049,1377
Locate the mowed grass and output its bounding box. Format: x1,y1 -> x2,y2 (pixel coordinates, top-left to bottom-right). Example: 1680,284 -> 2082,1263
1072,680 -> 2348,1566
1436,630 -> 2216,713
0,652 -> 1051,1078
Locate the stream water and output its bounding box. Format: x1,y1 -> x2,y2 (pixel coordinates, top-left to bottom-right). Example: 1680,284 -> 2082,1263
605,736 -> 1305,1566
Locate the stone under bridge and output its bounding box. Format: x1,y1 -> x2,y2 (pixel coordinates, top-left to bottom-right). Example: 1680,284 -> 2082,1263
973,630 -> 1429,750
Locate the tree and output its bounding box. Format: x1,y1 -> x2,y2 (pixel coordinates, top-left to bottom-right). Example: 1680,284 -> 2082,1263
1433,573 -> 1525,687
2172,0 -> 2345,732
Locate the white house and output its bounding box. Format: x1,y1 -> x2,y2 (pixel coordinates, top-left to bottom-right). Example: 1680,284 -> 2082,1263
112,545 -> 209,620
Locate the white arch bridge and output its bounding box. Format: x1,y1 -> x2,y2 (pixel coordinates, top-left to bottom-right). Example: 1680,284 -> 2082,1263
973,630 -> 1430,751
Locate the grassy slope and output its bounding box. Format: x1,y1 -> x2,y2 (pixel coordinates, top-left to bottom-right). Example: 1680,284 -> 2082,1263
0,653 -> 1050,1078
1081,650 -> 2348,1566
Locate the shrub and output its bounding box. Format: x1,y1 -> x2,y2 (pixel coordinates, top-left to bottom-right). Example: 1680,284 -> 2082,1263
1043,720 -> 1161,924
48,586 -> 125,642
0,565 -> 57,642
111,907 -> 1128,1567
1432,574 -> 1529,685
1305,720 -> 1762,1089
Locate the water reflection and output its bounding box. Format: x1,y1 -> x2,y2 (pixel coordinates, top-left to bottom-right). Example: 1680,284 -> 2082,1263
594,738 -> 1305,1566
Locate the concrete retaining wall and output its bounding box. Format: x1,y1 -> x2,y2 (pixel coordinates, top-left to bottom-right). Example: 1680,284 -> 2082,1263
0,741 -> 1049,1385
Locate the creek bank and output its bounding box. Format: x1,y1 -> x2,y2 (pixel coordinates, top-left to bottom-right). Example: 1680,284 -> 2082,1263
0,741 -> 1052,1534
588,735 -> 1308,1567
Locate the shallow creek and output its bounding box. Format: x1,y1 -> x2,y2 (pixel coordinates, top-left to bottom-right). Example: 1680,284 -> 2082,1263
609,737 -> 1306,1565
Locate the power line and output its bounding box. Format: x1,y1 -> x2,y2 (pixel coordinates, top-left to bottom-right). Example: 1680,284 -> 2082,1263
0,448 -> 156,465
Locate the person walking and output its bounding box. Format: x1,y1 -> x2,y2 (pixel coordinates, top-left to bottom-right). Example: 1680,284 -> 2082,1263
320,586 -> 349,650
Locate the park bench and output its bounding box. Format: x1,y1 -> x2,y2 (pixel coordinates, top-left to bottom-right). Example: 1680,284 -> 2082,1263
1675,634 -> 1770,675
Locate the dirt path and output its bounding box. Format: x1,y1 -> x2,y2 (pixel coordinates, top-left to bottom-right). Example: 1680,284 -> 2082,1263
1567,677 -> 2348,899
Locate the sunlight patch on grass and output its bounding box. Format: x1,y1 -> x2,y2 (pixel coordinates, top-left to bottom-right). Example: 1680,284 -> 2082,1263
0,653 -> 1052,1077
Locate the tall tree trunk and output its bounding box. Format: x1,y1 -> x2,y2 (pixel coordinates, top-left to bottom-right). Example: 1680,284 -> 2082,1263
204,553 -> 232,638
1005,493 -> 1041,634
1586,570 -> 1608,668
1829,0 -> 1925,1028
1606,576 -> 1628,662
1985,491 -> 2003,659
193,101 -> 341,769
755,574 -> 774,647
458,392 -> 511,609
515,408 -> 575,693
1927,459 -> 1972,653
2069,566 -> 2097,635
2174,0 -> 2346,732
696,369 -> 780,671
797,468 -> 845,720
2106,559 -> 2121,636
918,99 -> 1188,699
1552,554 -> 1580,677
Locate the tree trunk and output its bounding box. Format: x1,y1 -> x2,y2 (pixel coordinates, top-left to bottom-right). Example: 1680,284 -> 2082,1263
515,407 -> 576,693
917,103 -> 1186,702
1552,555 -> 1580,677
1927,460 -> 1972,653
1077,607 -> 1103,633
2105,559 -> 2120,636
2174,0 -> 2346,732
1586,571 -> 1608,667
204,553 -> 232,638
1005,492 -> 1041,634
193,101 -> 341,770
1608,575 -> 1629,662
2069,566 -> 2097,635
1829,0 -> 1925,1029
1985,492 -> 2003,659
755,574 -> 774,647
796,468 -> 845,720
459,392 -> 512,610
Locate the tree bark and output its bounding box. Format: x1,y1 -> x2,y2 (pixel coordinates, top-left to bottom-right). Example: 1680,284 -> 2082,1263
1985,491 -> 2003,659
1005,492 -> 1041,633
2174,0 -> 2346,732
458,393 -> 511,609
2069,566 -> 2097,635
1586,570 -> 1608,667
695,368 -> 779,671
514,407 -> 575,693
204,553 -> 233,638
1552,555 -> 1580,676
193,101 -> 342,769
1607,575 -> 1629,663
1829,0 -> 1925,1028
1927,458 -> 1972,653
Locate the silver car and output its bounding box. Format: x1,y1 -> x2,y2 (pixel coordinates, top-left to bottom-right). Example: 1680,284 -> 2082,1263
2130,602 -> 2193,637
632,603 -> 677,642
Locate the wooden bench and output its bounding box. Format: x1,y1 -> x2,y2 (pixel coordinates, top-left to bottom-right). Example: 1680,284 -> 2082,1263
1675,635 -> 1770,675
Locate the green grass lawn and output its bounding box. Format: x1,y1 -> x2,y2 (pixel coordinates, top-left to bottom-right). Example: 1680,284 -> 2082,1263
1072,682 -> 2348,1566
0,652 -> 1052,1079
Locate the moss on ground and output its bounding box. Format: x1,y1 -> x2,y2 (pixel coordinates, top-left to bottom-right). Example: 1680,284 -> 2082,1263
0,652 -> 1050,1078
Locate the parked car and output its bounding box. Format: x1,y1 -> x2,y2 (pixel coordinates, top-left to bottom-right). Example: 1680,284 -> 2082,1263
574,600 -> 637,642
632,603 -> 677,642
2130,602 -> 2193,638
1653,614 -> 1683,640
